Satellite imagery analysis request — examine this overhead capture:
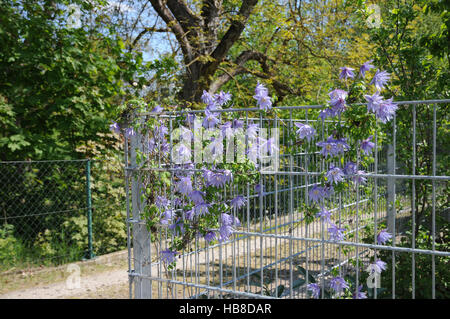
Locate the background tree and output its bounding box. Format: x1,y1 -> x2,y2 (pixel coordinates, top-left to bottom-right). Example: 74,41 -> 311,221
0,0 -> 147,160
110,0 -> 372,105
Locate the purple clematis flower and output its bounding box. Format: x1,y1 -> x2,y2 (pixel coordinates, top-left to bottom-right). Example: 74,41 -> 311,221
328,89 -> 348,115
218,224 -> 234,242
214,91 -> 232,106
255,184 -> 264,194
326,165 -> 345,185
230,195 -> 246,210
339,66 -> 355,80
344,161 -> 357,175
201,90 -> 215,105
359,60 -> 375,78
360,136 -> 375,155
329,276 -> 349,293
222,169 -> 233,184
318,108 -> 332,121
155,196 -> 170,210
148,138 -> 157,153
247,122 -> 260,140
151,105 -> 163,113
208,136 -> 223,158
253,83 -> 272,111
294,123 -> 316,142
203,169 -> 231,188
173,197 -> 183,208
375,98 -> 397,123
161,142 -> 170,154
377,229 -> 393,245
176,176 -> 193,195
317,136 -> 348,158
202,109 -> 220,129
364,91 -> 384,113
221,213 -> 234,226
155,122 -> 168,139
169,218 -> 184,236
309,185 -> 325,203
109,121 -> 120,134
177,143 -> 191,162
316,206 -> 331,222
353,170 -> 368,185
307,283 -> 321,299
220,121 -> 234,139
367,259 -> 387,274
160,249 -> 178,264
204,231 -> 216,243
316,140 -> 337,158
160,209 -> 174,225
188,190 -> 205,205
184,208 -> 195,221
328,223 -> 345,241
353,285 -> 368,299
247,143 -> 259,163
254,93 -> 272,111
334,137 -> 350,154
194,202 -> 210,217
323,185 -> 334,198
221,213 -> 240,226
370,69 -> 391,91
232,119 -> 244,129
254,82 -> 268,96
218,213 -> 240,242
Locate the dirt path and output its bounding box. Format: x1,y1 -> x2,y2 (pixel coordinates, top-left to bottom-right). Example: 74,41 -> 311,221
0,268 -> 128,299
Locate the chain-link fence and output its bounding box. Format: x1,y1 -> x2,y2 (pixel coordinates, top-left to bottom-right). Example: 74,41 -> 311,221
0,159 -> 126,272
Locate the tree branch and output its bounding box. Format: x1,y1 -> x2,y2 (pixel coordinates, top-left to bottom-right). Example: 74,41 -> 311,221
148,0 -> 193,61
210,0 -> 258,63
210,49 -> 301,102
166,0 -> 202,45
201,0 -> 222,51
131,27 -> 170,50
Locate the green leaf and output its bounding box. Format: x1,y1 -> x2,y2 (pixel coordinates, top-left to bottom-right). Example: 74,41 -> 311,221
292,278 -> 306,289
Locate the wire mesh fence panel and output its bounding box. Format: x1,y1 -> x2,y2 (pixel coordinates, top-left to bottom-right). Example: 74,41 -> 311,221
125,99 -> 449,299
0,160 -> 88,270
0,159 -> 126,272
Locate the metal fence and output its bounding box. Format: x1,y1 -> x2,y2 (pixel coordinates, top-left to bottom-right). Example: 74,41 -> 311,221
0,159 -> 126,272
125,99 -> 450,299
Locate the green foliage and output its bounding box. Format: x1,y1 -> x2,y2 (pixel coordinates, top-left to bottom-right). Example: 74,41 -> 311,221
358,219 -> 450,299
0,0 -> 146,160
0,224 -> 19,269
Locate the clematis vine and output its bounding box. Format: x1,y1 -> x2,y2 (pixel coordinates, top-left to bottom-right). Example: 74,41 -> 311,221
125,61 -> 397,300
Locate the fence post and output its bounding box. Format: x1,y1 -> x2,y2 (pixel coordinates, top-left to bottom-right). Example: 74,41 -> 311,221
387,144 -> 396,234
86,159 -> 94,259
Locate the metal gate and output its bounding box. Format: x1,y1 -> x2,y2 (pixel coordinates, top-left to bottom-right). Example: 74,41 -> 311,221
124,99 -> 449,299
